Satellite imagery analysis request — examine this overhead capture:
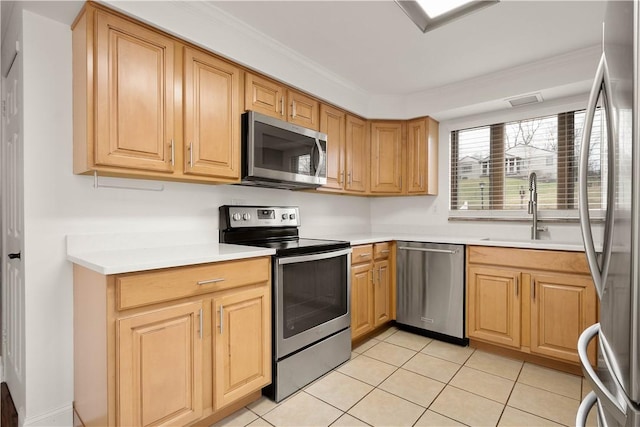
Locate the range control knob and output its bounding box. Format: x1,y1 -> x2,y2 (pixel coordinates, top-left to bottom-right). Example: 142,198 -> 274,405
282,213 -> 288,220
232,213 -> 241,221
289,213 -> 296,220
242,213 -> 251,221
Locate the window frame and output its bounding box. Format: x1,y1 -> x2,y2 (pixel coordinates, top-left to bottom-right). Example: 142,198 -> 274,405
446,100 -> 606,222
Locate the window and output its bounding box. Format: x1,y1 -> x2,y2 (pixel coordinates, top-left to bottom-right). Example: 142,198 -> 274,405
450,109 -> 606,215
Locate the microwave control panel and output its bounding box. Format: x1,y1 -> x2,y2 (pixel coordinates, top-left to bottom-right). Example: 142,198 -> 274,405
225,206 -> 300,228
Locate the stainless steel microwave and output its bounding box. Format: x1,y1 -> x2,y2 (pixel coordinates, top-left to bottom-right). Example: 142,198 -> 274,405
241,111 -> 327,189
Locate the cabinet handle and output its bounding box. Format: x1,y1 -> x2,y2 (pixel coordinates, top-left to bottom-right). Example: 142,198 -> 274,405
380,249 -> 390,254
198,308 -> 203,339
280,97 -> 284,116
348,172 -> 352,184
291,100 -> 297,119
531,279 -> 536,301
188,142 -> 193,167
170,139 -> 175,167
219,305 -> 224,334
359,253 -> 371,258
339,171 -> 344,184
197,278 -> 225,286
514,274 -> 519,296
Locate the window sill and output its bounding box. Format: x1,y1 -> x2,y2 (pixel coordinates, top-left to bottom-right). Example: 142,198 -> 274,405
448,210 -> 605,223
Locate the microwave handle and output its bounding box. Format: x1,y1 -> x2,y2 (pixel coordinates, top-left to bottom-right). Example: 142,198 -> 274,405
313,138 -> 325,178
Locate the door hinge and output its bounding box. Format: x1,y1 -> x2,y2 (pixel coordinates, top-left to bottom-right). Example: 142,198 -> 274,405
2,329 -> 7,345
1,100 -> 6,118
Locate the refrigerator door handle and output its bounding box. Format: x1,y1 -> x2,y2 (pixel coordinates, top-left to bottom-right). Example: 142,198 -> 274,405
576,391 -> 598,427
578,52 -> 616,299
578,324 -> 627,424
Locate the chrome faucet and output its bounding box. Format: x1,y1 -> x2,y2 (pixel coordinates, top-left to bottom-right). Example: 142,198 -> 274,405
527,172 -> 545,239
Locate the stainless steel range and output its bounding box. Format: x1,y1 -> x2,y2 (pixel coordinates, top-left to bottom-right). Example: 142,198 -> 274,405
219,205 -> 352,402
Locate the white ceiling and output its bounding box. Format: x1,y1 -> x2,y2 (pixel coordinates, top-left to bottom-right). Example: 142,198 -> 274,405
1,0 -> 609,120
210,0 -> 608,97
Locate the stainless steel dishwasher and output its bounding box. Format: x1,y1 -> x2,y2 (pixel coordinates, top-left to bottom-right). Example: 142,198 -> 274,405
396,241 -> 467,345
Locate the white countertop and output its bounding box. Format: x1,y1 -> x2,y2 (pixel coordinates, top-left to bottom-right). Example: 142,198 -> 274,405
67,243 -> 275,275
310,232 -> 587,252
67,230 -> 588,276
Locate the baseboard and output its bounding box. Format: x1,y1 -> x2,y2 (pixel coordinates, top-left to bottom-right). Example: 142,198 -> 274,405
23,404 -> 73,427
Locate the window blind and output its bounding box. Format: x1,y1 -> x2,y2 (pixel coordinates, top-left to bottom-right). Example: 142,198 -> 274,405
450,108 -> 606,213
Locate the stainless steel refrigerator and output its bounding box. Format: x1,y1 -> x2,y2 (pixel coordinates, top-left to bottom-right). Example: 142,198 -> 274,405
576,1 -> 640,426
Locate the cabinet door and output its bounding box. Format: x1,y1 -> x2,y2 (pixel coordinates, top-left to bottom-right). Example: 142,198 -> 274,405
351,263 -> 374,340
244,73 -> 285,119
117,302 -> 203,426
184,47 -> 241,180
467,266 -> 521,348
288,89 -> 319,130
370,122 -> 404,194
406,117 -> 438,195
319,105 -> 346,190
345,115 -> 368,193
373,259 -> 391,327
530,273 -> 597,363
213,285 -> 271,410
95,11 -> 175,172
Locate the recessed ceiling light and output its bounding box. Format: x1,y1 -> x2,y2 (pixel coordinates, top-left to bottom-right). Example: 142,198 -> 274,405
396,0 -> 500,33
416,0 -> 476,19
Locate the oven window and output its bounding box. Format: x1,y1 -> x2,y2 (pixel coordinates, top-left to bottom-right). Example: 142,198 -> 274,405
281,254 -> 348,339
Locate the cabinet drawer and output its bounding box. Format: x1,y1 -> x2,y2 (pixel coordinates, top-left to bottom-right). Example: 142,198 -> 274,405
374,242 -> 391,259
351,245 -> 373,264
116,257 -> 270,310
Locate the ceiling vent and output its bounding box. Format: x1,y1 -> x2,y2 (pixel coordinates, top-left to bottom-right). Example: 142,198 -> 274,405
506,93 -> 543,107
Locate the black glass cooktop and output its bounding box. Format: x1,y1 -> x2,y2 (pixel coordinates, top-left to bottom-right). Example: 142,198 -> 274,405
243,238 -> 350,256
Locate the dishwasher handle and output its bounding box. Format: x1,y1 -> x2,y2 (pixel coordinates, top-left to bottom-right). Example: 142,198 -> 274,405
398,246 -> 459,255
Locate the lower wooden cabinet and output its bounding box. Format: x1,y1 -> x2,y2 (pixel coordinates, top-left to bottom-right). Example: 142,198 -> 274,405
351,262 -> 374,338
213,286 -> 270,410
117,302 -> 204,426
73,256 -> 272,426
530,273 -> 596,363
467,266 -> 521,349
373,258 -> 391,326
466,246 -> 597,365
350,242 -> 394,341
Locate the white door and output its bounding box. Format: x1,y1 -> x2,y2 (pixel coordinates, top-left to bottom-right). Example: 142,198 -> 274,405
2,49 -> 26,416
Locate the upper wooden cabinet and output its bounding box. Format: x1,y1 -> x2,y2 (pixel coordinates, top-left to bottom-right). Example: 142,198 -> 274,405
244,73 -> 285,119
244,73 -> 320,130
370,121 -> 404,194
183,47 -> 241,180
345,115 -> 369,193
73,3 -> 437,194
319,105 -> 346,191
406,117 -> 438,195
73,4 -> 241,184
75,8 -> 176,174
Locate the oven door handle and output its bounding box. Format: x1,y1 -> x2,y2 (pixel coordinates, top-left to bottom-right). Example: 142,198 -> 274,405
277,248 -> 352,265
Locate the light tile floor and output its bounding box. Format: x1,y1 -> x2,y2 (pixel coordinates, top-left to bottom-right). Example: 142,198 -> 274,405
213,327 -> 597,427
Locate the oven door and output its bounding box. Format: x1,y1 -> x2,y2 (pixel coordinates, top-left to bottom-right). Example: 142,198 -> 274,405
274,248 -> 351,359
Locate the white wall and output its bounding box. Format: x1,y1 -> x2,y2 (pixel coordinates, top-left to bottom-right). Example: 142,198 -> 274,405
18,10 -> 369,425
